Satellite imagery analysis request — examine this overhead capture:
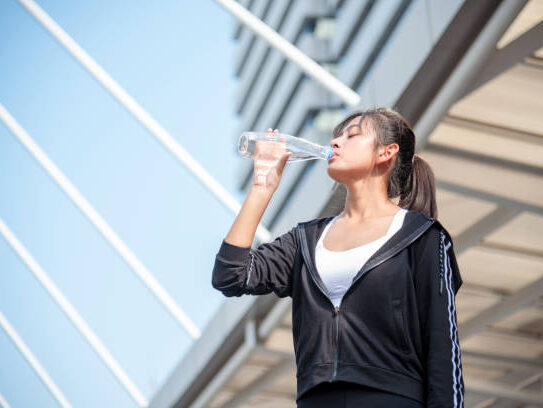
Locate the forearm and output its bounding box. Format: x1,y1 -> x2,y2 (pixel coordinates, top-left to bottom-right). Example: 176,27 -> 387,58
224,185 -> 274,248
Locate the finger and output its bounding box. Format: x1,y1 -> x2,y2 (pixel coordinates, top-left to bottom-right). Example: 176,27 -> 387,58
279,151 -> 292,167
254,139 -> 263,156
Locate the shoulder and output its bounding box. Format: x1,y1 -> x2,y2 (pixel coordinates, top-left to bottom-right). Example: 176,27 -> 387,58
296,215 -> 335,229
408,210 -> 455,249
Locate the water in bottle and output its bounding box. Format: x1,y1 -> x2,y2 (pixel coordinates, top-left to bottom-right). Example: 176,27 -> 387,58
238,131 -> 333,163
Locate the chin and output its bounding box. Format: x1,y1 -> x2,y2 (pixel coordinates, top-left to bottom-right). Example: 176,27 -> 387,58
327,164 -> 369,184
327,166 -> 347,184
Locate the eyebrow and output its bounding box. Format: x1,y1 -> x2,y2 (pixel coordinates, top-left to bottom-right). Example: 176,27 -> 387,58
334,117 -> 364,138
344,124 -> 361,131
342,116 -> 364,132
332,125 -> 362,139
335,124 -> 361,137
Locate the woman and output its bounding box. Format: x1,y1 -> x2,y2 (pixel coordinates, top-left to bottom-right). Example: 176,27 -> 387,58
212,107 -> 464,407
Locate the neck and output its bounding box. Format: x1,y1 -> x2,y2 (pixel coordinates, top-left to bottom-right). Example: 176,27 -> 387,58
340,177 -> 400,222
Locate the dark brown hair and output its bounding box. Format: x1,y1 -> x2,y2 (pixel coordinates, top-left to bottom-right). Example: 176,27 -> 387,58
330,107 -> 437,219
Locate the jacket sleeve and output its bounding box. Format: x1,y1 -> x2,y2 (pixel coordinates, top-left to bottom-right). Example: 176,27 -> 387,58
211,226 -> 299,298
414,224 -> 465,408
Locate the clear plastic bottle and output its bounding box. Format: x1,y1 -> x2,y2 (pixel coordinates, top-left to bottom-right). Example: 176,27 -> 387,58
238,131 -> 333,163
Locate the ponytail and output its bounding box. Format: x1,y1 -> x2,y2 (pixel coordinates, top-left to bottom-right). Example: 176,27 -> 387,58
398,154 -> 438,219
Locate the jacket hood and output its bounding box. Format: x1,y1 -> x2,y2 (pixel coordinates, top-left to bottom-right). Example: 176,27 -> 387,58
296,210 -> 444,296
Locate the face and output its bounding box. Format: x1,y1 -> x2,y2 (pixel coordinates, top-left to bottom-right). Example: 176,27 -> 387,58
327,115 -> 398,184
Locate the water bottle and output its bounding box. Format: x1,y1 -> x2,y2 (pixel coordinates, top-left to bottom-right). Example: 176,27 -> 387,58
238,131 -> 333,163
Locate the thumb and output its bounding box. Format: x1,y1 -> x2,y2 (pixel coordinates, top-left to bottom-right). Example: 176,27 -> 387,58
279,151 -> 292,168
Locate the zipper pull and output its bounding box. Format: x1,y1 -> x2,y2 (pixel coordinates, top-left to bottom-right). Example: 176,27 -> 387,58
439,273 -> 444,296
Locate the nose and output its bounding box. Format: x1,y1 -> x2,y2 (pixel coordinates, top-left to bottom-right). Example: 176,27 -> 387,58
330,139 -> 340,150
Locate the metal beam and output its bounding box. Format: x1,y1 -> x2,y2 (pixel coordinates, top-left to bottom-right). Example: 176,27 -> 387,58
189,319 -> 257,408
15,0 -> 273,244
222,358 -> 294,408
0,393 -> 11,408
0,102 -> 199,340
459,276 -> 543,340
182,297 -> 294,408
466,378 -> 543,405
212,0 -> 360,107
425,143 -> 543,179
460,284 -> 543,310
444,203 -> 543,348
413,0 -> 528,151
462,350 -> 543,372
255,345 -> 294,361
257,297 -> 291,340
0,312 -> 71,408
0,217 -> 148,407
470,369 -> 543,407
150,294 -> 260,408
462,20 -> 543,98
453,206 -> 520,255
525,55 -> 543,69
442,114 -> 543,147
435,179 -> 543,217
478,241 -> 543,261
395,0 -> 503,127
484,326 -> 543,346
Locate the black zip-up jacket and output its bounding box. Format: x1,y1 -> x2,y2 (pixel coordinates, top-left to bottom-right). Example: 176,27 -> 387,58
212,210 -> 465,407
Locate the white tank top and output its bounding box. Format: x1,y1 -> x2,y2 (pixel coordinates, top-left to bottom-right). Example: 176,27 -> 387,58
315,208 -> 408,309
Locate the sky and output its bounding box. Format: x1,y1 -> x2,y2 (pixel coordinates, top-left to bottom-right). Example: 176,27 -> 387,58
0,1 -> 246,406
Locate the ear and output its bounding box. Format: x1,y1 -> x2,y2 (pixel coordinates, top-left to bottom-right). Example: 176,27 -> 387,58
377,143 -> 399,164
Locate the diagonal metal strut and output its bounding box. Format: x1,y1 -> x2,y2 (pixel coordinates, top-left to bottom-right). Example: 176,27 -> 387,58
212,0 -> 360,107
0,102 -> 199,340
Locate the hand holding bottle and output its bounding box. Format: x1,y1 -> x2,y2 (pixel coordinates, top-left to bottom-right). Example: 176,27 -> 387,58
252,128 -> 292,192
225,127 -> 330,248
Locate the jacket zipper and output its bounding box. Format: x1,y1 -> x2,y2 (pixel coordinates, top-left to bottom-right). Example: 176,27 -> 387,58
297,219 -> 435,382
298,229 -> 341,381
333,306 -> 340,379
